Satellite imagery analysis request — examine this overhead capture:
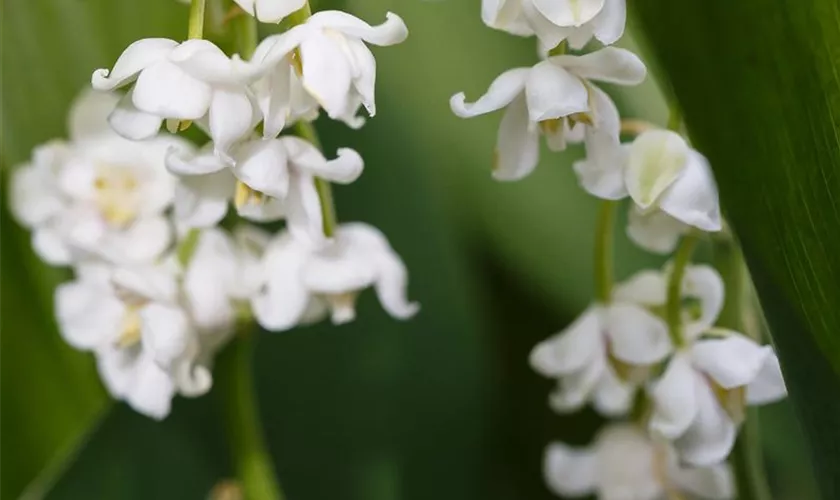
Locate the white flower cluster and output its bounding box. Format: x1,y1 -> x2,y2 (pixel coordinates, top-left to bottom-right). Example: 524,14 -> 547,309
10,2 -> 417,419
451,1 -> 788,498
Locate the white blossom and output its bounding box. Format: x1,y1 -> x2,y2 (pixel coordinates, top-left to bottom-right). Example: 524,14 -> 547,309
166,135 -> 362,244
529,269 -> 672,416
450,47 -> 645,181
482,0 -> 626,50
91,38 -> 274,155
626,205 -> 691,254
233,0 -> 306,24
576,129 -> 722,233
545,423 -> 734,500
607,265 -> 788,466
54,262 -> 212,419
10,90 -> 184,266
252,222 -> 419,331
247,11 -> 408,127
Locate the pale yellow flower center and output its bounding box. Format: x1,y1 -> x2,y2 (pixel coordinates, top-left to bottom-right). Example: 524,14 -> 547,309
93,165 -> 140,227
116,305 -> 143,348
234,181 -> 266,210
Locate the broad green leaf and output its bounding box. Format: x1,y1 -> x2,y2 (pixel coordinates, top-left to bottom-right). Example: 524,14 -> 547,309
632,1 -> 840,496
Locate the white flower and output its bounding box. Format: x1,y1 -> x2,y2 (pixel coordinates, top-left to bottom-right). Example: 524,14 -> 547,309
529,269 -> 672,416
10,90 -> 184,266
545,423 -> 734,500
610,265 -> 789,466
482,0 -> 626,50
450,47 -> 645,181
54,262 -> 211,419
252,222 -> 419,331
248,11 -> 408,127
233,0 -> 305,24
576,129 -> 722,232
626,205 -> 690,254
91,38 -> 274,154
166,135 -> 363,244
250,56 -> 319,138
182,225 -> 270,331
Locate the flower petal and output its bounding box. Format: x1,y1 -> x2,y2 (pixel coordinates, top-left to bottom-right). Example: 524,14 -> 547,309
531,0 -> 605,27
543,443 -> 598,497
231,138 -> 289,198
530,307 -> 603,376
659,149 -> 722,232
590,0 -> 626,46
183,229 -> 237,331
233,0 -> 305,23
283,136 -> 364,184
525,61 -> 588,122
345,38 -> 377,116
650,354 -> 699,439
625,130 -> 689,210
102,216 -> 173,264
165,144 -> 228,176
682,265 -> 725,338
482,0 -> 535,36
592,365 -> 634,417
10,163 -> 63,227
109,90 -> 164,141
553,47 -> 646,85
606,303 -> 672,364
450,67 -> 529,118
670,462 -> 735,500
573,144 -> 627,200
209,87 -> 257,157
124,353 -> 176,420
92,38 -> 178,90
674,376 -> 737,466
299,32 -> 354,120
68,90 -> 120,142
55,280 -> 125,350
626,206 -> 687,255
494,94 -> 540,181
112,264 -> 179,303
33,227 -> 74,265
549,351 -> 605,412
691,334 -> 771,389
612,268 -> 667,306
132,61 -> 212,120
251,232 -> 312,331
139,303 -> 192,369
307,11 -> 408,46
746,352 -> 787,405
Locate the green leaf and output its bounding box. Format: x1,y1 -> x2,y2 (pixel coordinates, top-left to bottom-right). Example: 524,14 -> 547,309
632,1 -> 840,496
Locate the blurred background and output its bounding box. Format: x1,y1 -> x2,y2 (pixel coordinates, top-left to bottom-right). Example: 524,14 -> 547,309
0,0 -> 819,498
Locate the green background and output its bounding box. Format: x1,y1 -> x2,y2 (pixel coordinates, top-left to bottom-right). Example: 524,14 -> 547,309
0,0 -> 819,498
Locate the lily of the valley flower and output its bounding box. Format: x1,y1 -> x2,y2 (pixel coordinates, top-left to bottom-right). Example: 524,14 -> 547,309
252,222 -> 419,331
545,423 -> 734,500
450,47 -> 645,181
91,38 -> 275,154
626,205 -> 691,254
55,262 -> 212,419
482,0 -> 626,50
166,136 -> 362,244
10,90 -> 184,266
628,265 -> 789,466
247,11 -> 408,127
529,269 -> 673,416
233,0 -> 305,24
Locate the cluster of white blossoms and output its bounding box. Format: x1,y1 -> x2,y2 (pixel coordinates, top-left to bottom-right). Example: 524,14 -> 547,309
10,1 -> 417,419
452,0 -> 788,498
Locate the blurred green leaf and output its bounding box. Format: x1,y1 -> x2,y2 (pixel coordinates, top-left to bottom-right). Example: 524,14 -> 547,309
632,1 -> 840,496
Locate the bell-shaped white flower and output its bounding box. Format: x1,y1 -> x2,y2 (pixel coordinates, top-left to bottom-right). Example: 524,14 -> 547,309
182,225 -> 270,331
626,205 -> 690,254
482,0 -> 626,50
248,11 -> 408,127
545,423 -> 734,500
616,265 -> 789,466
55,262 -> 211,419
233,0 -> 305,24
529,269 -> 672,416
450,47 -> 645,181
10,90 -> 184,266
91,38 -> 276,154
166,136 -> 363,243
252,222 -> 419,331
250,56 -> 319,138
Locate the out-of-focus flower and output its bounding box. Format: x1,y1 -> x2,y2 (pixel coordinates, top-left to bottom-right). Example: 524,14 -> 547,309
252,222 -> 419,331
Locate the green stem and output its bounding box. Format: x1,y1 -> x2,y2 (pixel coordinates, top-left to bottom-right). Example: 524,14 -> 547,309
217,331 -> 284,500
593,200 -> 617,304
188,0 -> 206,39
232,6 -> 258,59
713,237 -> 773,500
177,228 -> 202,267
665,234 -> 698,348
666,99 -> 682,132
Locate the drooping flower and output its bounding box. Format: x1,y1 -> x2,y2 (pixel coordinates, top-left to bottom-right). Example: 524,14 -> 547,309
10,90 -> 184,266
252,222 -> 419,331
54,262 -> 212,419
610,265 -> 788,466
529,269 -> 673,416
166,135 -> 362,244
450,47 -> 645,181
91,38 -> 282,155
575,129 -> 722,233
625,205 -> 691,254
545,423 -> 734,500
482,0 -> 626,50
247,11 -> 408,127
233,0 -> 306,24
